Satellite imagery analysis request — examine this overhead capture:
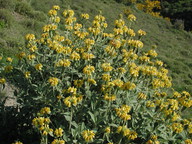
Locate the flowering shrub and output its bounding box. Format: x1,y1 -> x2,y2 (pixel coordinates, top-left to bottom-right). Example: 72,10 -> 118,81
136,0 -> 161,17
1,5 -> 192,144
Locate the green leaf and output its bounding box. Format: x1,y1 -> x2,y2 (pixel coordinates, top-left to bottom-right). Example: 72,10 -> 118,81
71,121 -> 78,128
81,122 -> 85,131
109,123 -> 118,127
73,140 -> 77,143
64,115 -> 71,122
88,111 -> 96,124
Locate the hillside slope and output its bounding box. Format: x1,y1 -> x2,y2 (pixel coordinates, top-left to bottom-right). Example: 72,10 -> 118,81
0,0 -> 192,93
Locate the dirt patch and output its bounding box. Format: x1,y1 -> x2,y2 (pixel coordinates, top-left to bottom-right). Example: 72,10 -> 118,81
0,83 -> 17,107
12,11 -> 25,22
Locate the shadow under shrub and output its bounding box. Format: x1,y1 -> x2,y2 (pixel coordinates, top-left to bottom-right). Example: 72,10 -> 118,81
0,105 -> 40,143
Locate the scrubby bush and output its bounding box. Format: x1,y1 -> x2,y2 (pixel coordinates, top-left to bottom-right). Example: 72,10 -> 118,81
29,11 -> 48,21
0,9 -> 14,27
0,5 -> 192,144
15,1 -> 34,16
173,19 -> 185,31
0,0 -> 17,10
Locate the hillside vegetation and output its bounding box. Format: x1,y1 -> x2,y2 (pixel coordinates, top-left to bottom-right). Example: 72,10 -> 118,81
0,0 -> 192,93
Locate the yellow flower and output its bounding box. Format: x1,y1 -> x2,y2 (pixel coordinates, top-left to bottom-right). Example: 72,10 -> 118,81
172,123 -> 183,133
122,126 -> 130,136
29,46 -> 38,52
146,140 -> 153,144
43,25 -> 51,32
127,28 -> 135,36
65,17 -> 76,25
122,81 -> 136,90
6,57 -> 13,62
76,94 -> 83,102
185,139 -> 192,144
110,39 -> 121,48
82,53 -> 95,61
54,128 -> 63,137
117,126 -> 123,133
171,112 -> 180,121
155,60 -> 163,66
81,13 -> 89,19
40,107 -> 51,115
104,93 -> 116,101
88,79 -> 97,85
182,119 -> 190,126
105,127 -> 111,133
64,97 -> 71,107
102,74 -> 111,81
63,9 -> 75,17
12,141 -> 23,144
27,54 -> 36,61
63,59 -> 71,67
151,135 -> 158,140
0,78 -> 6,84
138,29 -> 146,36
88,27 -> 101,35
25,34 -> 35,41
188,124 -> 192,134
102,63 -> 113,72
127,14 -> 136,21
113,28 -> 123,35
146,101 -> 155,107
84,38 -> 95,46
82,129 -> 95,142
102,22 -> 108,28
50,24 -> 57,30
128,39 -> 144,48
55,59 -> 64,67
115,19 -> 125,28
137,92 -> 147,100
54,16 -> 61,23
74,23 -> 82,30
83,65 -> 95,75
0,56 -> 2,60
48,9 -> 57,16
74,79 -> 84,88
35,63 -> 43,71
139,55 -> 150,62
148,49 -> 158,57
115,105 -> 132,121
128,131 -> 138,140
173,91 -> 181,98
70,51 -> 80,60
167,99 -> 179,110
117,67 -> 126,74
25,71 -> 31,79
48,77 -> 59,86
112,79 -> 124,88
4,65 -> 13,72
51,139 -> 65,144
52,5 -> 60,10
67,86 -> 77,95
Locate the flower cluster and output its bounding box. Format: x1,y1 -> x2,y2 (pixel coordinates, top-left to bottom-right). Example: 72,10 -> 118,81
115,105 -> 132,121
81,129 -> 95,142
137,0 -> 161,17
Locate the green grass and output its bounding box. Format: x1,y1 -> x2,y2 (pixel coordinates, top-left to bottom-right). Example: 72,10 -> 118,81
0,0 -> 191,93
